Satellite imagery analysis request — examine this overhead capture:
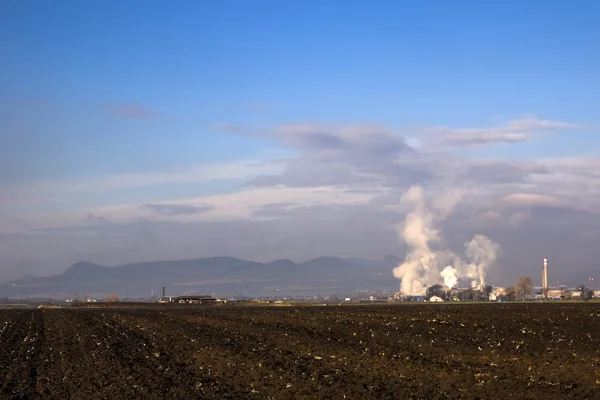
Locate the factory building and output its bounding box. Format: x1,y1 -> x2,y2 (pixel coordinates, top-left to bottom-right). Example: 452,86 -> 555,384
546,289 -> 564,299
162,295 -> 217,304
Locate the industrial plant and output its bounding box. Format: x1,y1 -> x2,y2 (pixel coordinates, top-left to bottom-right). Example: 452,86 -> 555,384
394,257 -> 598,302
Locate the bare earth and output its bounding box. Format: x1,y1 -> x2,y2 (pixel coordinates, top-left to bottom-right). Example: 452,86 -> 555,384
1,303 -> 599,399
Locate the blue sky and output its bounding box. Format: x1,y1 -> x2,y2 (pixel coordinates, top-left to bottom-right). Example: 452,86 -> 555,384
1,0 -> 600,281
2,0 -> 599,181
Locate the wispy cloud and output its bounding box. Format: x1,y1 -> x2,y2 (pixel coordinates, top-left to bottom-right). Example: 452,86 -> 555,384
500,193 -> 566,208
6,118 -> 585,220
421,117 -> 582,148
86,212 -> 108,223
1,159 -> 284,207
141,203 -> 214,216
11,185 -> 379,232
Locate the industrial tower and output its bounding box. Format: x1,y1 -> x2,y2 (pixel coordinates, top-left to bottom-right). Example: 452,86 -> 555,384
542,257 -> 548,298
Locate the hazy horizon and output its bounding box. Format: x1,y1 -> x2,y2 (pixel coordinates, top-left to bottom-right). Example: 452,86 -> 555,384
1,1 -> 599,289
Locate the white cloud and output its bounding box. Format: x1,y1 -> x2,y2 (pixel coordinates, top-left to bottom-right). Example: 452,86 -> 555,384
3,185 -> 380,233
5,119 -> 599,229
420,117 -> 582,148
500,193 -> 565,208
0,158 -> 284,208
150,185 -> 377,221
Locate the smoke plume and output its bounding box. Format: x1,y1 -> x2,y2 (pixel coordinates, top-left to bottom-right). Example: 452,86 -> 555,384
393,185 -> 501,295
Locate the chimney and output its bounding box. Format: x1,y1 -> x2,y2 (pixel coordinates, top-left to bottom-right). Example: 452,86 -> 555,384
543,257 -> 548,298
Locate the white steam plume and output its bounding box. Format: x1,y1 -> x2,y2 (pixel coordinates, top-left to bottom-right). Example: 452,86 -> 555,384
465,234 -> 502,288
392,186 -> 441,296
393,185 -> 501,295
441,266 -> 458,289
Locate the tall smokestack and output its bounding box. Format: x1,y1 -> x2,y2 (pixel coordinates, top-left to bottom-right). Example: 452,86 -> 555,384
542,257 -> 548,298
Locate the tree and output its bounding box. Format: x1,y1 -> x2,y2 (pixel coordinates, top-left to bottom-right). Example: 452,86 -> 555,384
426,284 -> 446,300
484,285 -> 493,301
105,293 -> 120,302
514,276 -> 533,301
497,286 -> 515,302
504,286 -> 516,302
579,285 -> 594,301
586,289 -> 594,300
459,288 -> 475,302
472,291 -> 486,302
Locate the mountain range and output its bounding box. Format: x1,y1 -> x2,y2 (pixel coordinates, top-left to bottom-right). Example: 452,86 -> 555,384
0,255 -> 403,299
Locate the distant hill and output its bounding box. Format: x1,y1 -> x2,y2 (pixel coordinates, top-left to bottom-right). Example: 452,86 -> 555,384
343,255 -> 402,269
0,256 -> 402,298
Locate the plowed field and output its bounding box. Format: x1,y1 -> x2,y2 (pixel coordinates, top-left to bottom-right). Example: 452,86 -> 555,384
1,303 -> 599,399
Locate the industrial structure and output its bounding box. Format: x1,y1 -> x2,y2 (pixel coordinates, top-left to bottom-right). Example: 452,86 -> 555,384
157,287 -> 218,304
161,295 -> 217,304
542,257 -> 549,298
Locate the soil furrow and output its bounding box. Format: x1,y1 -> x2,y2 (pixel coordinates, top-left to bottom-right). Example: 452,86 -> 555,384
0,304 -> 598,399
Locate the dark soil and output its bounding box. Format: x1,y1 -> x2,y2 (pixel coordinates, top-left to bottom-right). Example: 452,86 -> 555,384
1,303 -> 599,399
